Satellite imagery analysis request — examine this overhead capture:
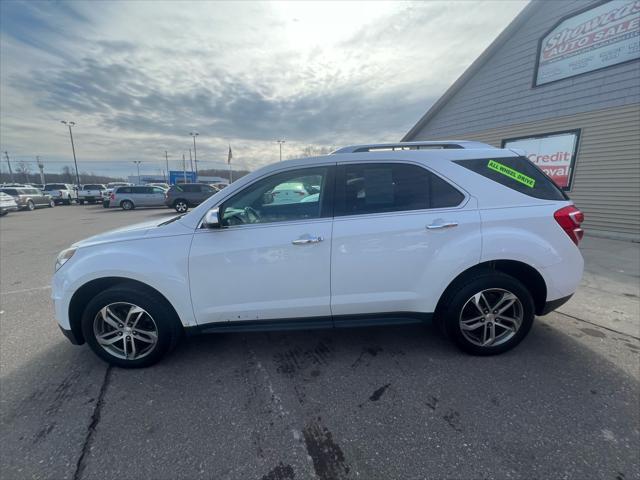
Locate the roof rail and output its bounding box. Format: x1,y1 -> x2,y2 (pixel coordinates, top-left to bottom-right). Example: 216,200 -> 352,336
331,140 -> 495,154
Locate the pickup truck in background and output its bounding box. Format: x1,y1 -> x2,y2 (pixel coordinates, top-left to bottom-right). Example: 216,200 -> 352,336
43,183 -> 78,205
78,184 -> 106,204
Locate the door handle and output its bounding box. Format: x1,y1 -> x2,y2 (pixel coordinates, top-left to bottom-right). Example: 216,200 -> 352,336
426,222 -> 458,230
292,236 -> 324,245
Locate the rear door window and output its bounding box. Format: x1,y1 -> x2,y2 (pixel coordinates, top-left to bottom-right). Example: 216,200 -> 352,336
335,163 -> 464,216
454,157 -> 568,201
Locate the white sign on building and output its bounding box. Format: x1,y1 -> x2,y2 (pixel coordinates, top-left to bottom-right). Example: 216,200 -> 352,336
535,0 -> 640,86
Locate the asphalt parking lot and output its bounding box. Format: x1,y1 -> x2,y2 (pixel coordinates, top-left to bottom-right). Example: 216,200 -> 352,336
1,205 -> 639,480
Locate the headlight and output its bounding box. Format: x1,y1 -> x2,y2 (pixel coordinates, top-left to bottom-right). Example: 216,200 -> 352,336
55,247 -> 77,271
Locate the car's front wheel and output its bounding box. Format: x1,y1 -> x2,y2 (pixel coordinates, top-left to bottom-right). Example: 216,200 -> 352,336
81,285 -> 182,368
173,200 -> 188,213
439,272 -> 534,355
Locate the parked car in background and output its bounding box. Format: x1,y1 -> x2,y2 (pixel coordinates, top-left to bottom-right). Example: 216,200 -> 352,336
0,192 -> 19,216
102,182 -> 133,208
52,140 -> 585,367
148,183 -> 170,190
0,187 -> 55,210
78,184 -> 106,204
43,184 -> 78,205
110,185 -> 167,210
165,183 -> 218,212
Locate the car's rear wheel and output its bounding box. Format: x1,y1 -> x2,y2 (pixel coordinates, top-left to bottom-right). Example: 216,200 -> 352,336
26,200 -> 35,211
173,200 -> 188,213
439,272 -> 534,355
81,285 -> 182,368
49,199 -> 55,208
64,198 -> 71,205
121,200 -> 134,210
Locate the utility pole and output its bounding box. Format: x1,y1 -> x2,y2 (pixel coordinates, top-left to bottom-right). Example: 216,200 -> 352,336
133,161 -> 142,184
61,120 -> 81,190
190,132 -> 199,177
182,153 -> 187,184
4,151 -> 14,183
164,151 -> 170,183
189,148 -> 194,172
37,156 -> 45,185
276,139 -> 285,161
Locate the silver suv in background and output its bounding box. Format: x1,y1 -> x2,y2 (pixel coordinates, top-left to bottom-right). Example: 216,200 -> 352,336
0,187 -> 55,210
110,185 -> 167,210
43,184 -> 78,205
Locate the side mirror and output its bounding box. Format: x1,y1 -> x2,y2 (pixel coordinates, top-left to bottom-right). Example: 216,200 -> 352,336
203,207 -> 221,228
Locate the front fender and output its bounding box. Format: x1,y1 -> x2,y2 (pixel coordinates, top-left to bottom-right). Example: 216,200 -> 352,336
53,235 -> 196,329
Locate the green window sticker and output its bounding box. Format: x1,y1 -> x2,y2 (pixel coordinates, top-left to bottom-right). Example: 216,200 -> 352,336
487,160 -> 536,188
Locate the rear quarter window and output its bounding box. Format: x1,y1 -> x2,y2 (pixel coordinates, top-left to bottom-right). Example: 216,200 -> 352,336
454,157 -> 568,201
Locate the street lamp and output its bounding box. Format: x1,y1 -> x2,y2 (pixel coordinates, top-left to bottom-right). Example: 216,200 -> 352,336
61,120 -> 81,189
276,139 -> 285,161
189,132 -> 199,177
133,161 -> 142,184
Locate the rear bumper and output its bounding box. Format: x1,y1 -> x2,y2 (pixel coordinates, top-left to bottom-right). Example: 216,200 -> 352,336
0,205 -> 18,213
539,294 -> 573,315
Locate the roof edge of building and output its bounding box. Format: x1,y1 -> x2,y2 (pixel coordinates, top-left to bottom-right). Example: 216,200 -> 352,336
402,0 -> 543,142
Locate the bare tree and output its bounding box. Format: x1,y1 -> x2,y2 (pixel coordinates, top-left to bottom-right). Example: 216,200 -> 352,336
289,145 -> 334,159
15,161 -> 31,183
61,166 -> 74,183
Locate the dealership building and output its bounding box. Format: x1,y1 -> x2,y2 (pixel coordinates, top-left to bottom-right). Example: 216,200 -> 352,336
404,0 -> 640,241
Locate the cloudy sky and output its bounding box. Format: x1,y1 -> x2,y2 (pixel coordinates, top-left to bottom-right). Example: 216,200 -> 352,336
0,0 -> 526,178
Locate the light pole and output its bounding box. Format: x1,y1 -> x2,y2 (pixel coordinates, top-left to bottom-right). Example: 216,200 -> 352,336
189,132 -> 199,177
164,151 -> 170,183
37,156 -> 45,185
276,139 -> 285,161
4,151 -> 14,183
61,120 -> 81,190
133,161 -> 142,184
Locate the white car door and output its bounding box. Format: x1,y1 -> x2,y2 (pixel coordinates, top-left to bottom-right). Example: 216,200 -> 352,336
330,161 -> 482,318
189,165 -> 335,326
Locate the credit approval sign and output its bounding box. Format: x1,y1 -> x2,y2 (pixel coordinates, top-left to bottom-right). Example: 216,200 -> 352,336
535,0 -> 640,86
502,130 -> 580,191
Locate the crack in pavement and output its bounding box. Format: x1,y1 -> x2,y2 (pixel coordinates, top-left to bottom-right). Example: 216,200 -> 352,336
72,365 -> 112,480
555,311 -> 640,341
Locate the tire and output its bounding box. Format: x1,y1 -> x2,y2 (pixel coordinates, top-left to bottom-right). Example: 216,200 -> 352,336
49,199 -> 55,208
173,199 -> 188,213
438,272 -> 535,356
121,200 -> 134,210
79,200 -> 85,205
81,285 -> 182,368
64,198 -> 71,205
0,211 -> 7,216
26,200 -> 35,211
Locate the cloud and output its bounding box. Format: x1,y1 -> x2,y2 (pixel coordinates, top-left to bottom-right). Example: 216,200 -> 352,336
0,0 -> 527,173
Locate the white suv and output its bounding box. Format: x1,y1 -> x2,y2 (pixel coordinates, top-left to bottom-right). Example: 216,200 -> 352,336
52,141 -> 584,368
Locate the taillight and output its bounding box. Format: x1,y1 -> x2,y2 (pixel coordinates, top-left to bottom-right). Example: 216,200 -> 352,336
554,205 -> 584,245
110,193 -> 115,200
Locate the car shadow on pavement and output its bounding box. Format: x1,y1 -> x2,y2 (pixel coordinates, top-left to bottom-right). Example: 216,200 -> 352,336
1,321 -> 638,480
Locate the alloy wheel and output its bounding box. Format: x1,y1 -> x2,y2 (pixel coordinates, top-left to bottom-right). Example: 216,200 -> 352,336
93,302 -> 159,360
27,201 -> 35,211
175,201 -> 188,213
459,288 -> 523,347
